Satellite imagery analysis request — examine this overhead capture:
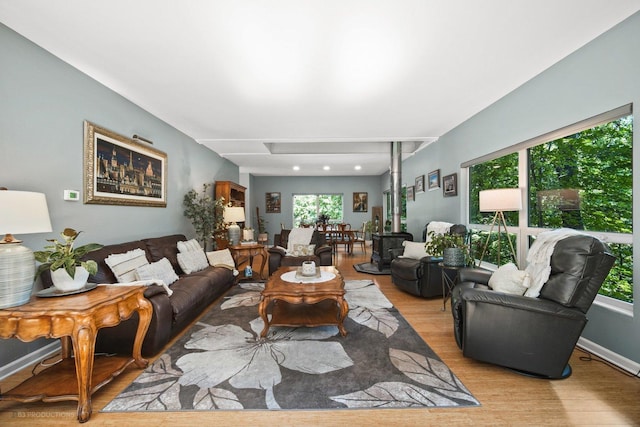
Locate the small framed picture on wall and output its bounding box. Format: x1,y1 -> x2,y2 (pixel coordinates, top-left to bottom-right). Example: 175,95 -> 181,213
407,186 -> 415,201
443,173 -> 458,197
266,192 -> 281,213
415,175 -> 425,193
428,169 -> 441,191
353,192 -> 368,212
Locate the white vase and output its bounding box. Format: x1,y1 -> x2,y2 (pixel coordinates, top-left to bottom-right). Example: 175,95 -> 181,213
51,266 -> 89,292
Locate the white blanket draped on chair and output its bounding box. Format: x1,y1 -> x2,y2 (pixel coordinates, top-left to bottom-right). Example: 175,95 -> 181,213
286,227 -> 315,254
524,228 -> 584,297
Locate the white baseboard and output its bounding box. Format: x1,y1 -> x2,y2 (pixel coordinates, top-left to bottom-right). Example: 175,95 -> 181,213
577,337 -> 640,376
0,341 -> 62,381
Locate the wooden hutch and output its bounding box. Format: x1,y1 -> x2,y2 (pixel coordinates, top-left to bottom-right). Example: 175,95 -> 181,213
214,181 -> 246,249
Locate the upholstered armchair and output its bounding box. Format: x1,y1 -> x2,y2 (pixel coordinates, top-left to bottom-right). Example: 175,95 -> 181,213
390,222 -> 467,298
268,229 -> 332,275
451,234 -> 615,379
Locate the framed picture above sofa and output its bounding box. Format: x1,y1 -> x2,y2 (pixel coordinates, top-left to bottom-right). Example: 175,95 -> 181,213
83,121 -> 167,207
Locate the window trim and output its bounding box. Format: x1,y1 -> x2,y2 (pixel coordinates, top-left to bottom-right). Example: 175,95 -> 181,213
461,104 -> 632,168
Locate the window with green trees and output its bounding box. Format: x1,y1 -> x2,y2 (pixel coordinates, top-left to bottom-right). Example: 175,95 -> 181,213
293,194 -> 343,226
384,187 -> 407,231
467,109 -> 633,304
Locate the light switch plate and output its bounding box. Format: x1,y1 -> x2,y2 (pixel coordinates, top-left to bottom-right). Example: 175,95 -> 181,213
64,190 -> 80,201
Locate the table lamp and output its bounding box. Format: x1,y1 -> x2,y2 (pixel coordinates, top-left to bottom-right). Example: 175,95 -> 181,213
0,190 -> 53,308
478,188 -> 522,268
224,206 -> 245,246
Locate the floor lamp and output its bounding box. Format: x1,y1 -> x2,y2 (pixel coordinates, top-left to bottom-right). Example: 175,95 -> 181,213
477,188 -> 522,268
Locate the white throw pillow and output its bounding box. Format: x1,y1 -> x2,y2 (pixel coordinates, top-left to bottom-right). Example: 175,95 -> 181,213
292,244 -> 316,256
176,239 -> 209,274
488,263 -> 530,296
135,257 -> 179,286
402,241 -> 427,260
206,249 -> 236,270
177,239 -> 202,254
105,248 -> 149,283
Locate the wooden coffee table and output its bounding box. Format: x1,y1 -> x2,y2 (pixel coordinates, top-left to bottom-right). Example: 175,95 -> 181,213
258,266 -> 349,337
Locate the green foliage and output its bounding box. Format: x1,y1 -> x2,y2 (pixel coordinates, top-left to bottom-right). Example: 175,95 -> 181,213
293,194 -> 343,226
425,231 -> 468,255
183,184 -> 226,250
34,228 -> 103,278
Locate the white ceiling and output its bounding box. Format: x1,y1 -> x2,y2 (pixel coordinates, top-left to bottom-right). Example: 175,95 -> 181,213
2,1 -> 640,176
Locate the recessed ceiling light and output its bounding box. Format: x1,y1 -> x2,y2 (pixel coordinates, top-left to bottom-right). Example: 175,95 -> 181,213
354,165 -> 362,170
293,165 -> 300,171
323,166 -> 330,171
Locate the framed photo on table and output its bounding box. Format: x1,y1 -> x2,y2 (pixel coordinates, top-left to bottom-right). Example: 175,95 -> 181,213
84,121 -> 167,207
353,192 -> 368,212
428,169 -> 441,191
443,173 -> 458,197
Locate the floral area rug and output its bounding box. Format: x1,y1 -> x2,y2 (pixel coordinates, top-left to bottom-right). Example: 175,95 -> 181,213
102,280 -> 479,412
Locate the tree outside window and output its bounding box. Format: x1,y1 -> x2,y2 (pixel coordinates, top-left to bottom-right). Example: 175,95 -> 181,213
293,194 -> 343,226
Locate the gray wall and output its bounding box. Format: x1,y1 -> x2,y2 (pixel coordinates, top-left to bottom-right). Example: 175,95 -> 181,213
404,12 -> 640,365
250,176 -> 383,238
0,24 -> 238,368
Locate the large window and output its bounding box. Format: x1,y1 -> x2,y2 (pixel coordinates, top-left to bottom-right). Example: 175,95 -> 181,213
384,187 -> 407,231
293,194 -> 343,226
466,106 -> 633,304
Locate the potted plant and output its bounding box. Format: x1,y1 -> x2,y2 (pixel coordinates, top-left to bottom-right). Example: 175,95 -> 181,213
34,228 -> 103,292
424,231 -> 470,267
257,214 -> 268,244
183,183 -> 227,250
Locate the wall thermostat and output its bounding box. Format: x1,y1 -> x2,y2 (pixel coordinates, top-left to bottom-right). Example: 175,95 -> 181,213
64,190 -> 80,201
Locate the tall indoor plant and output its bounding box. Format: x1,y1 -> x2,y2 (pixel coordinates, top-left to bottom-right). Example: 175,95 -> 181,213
183,183 -> 226,250
34,228 -> 103,292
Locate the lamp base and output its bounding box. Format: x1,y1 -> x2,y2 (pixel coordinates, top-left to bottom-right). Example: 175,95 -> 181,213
0,243 -> 36,309
228,223 -> 241,247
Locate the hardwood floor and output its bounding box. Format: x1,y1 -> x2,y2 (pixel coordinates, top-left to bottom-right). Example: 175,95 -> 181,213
1,248 -> 639,426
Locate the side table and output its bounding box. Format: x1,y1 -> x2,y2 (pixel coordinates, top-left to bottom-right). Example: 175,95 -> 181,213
0,285 -> 152,423
439,262 -> 463,311
228,243 -> 268,280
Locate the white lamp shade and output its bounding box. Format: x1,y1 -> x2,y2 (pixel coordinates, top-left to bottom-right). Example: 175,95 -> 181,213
479,188 -> 522,212
0,191 -> 52,235
224,206 -> 245,224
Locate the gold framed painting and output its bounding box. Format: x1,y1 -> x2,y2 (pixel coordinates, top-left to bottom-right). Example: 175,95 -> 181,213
84,121 -> 167,207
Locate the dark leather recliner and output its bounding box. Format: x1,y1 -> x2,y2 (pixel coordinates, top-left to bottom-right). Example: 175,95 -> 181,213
390,223 -> 467,298
268,229 -> 333,275
451,234 -> 615,379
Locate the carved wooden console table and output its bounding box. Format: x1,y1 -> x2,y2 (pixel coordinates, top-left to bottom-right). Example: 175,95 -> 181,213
0,285 -> 152,423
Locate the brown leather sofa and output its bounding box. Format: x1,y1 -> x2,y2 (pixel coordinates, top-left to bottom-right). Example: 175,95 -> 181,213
42,234 -> 235,357
268,229 -> 333,275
